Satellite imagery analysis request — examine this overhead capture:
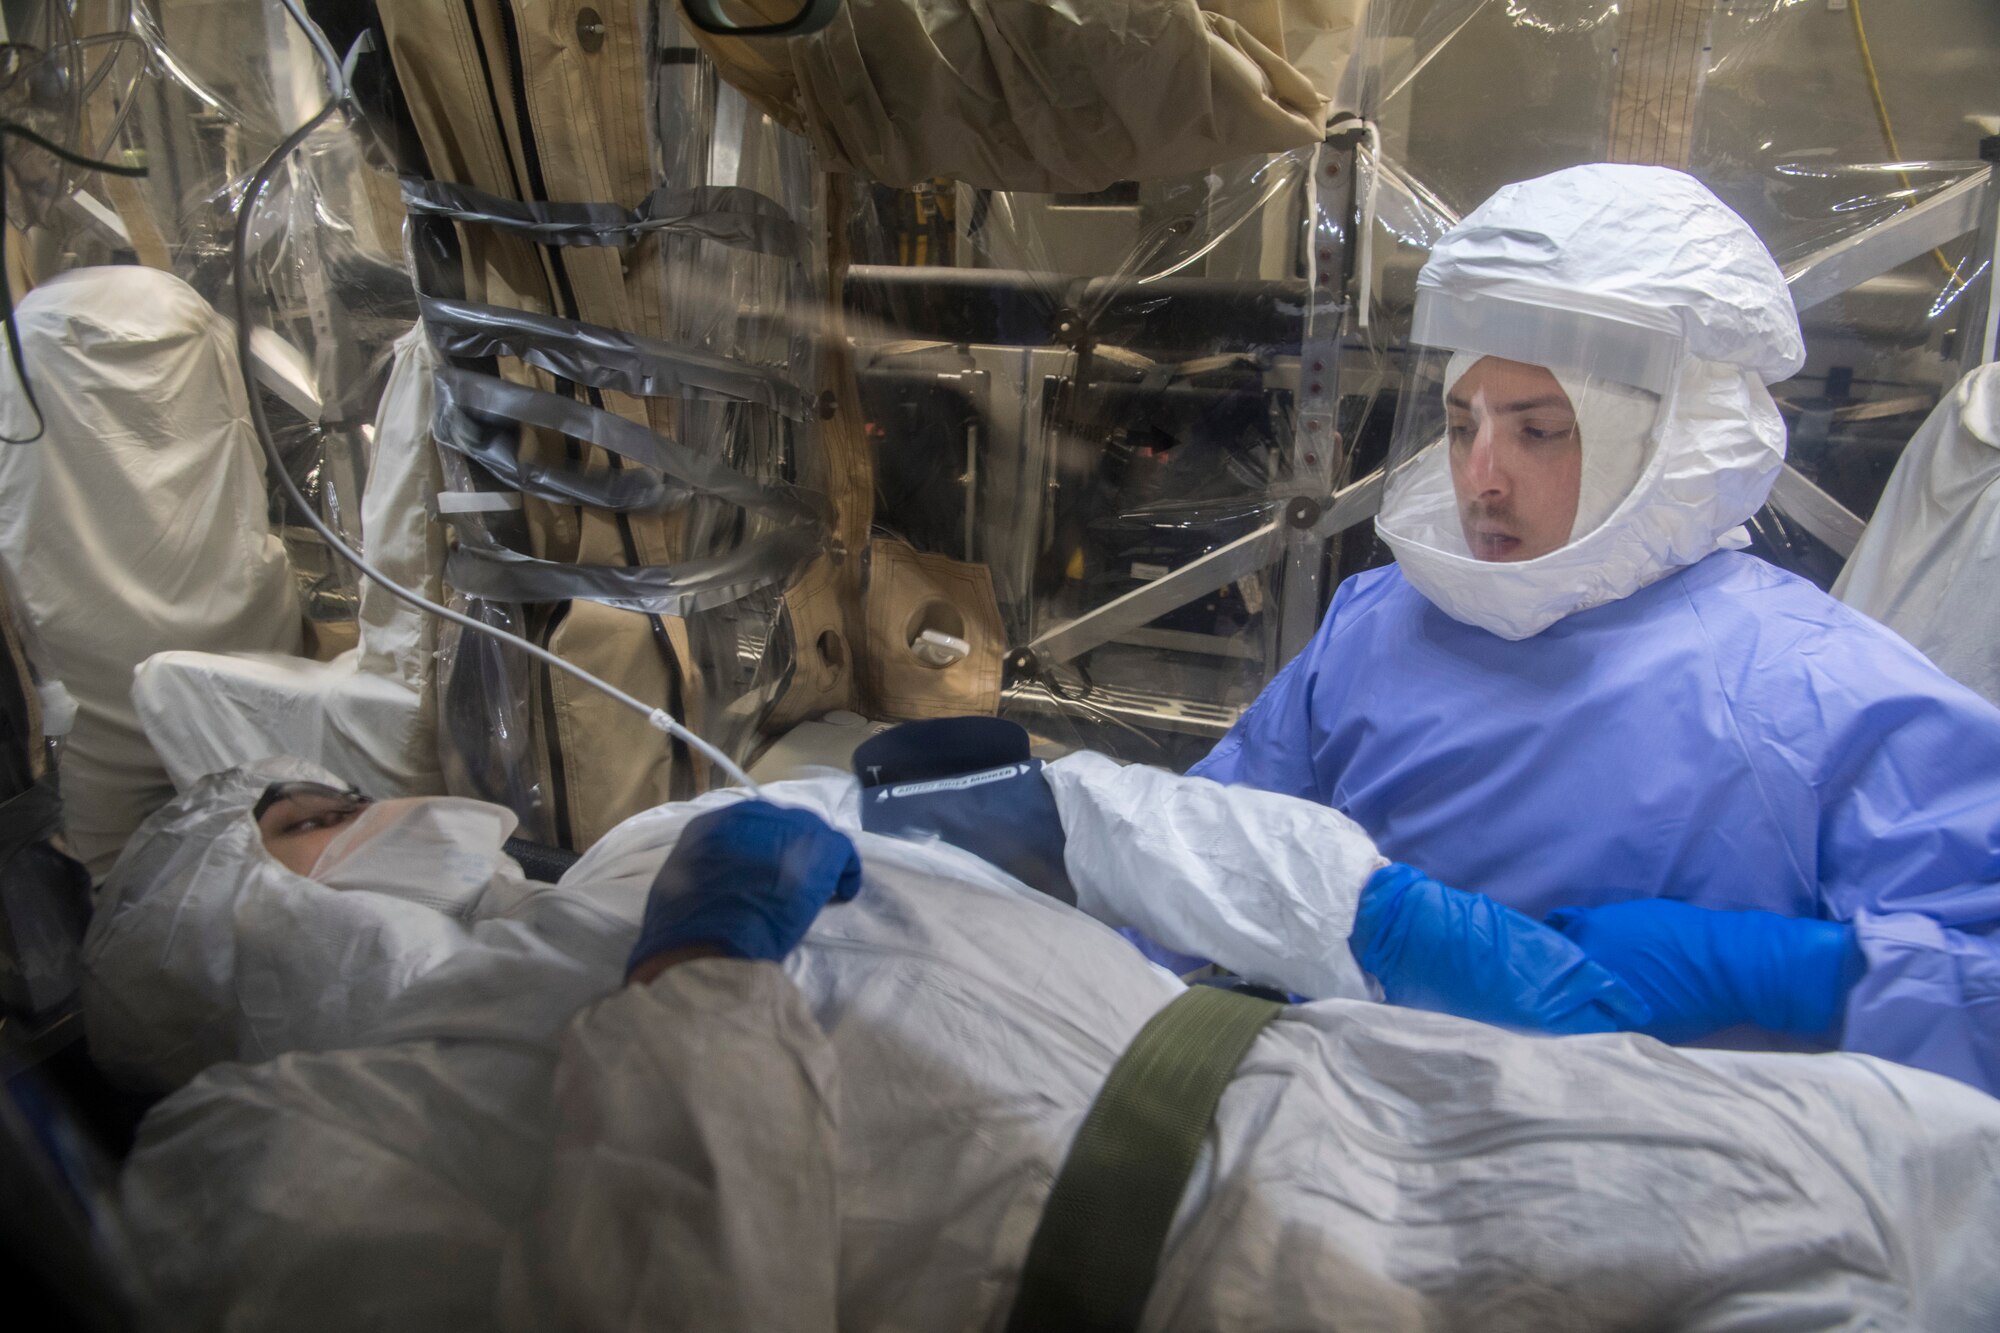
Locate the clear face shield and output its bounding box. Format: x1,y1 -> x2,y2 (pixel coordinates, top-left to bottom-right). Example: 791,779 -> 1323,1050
1379,292 -> 1679,565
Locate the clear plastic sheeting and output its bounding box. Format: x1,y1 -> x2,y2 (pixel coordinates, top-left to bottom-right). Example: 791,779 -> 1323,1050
844,139 -> 1357,766
0,1 -> 147,230
688,0 -> 1365,193
1343,0 -> 2000,595
373,1 -> 827,845
29,0 -> 418,622
830,0 -> 2000,762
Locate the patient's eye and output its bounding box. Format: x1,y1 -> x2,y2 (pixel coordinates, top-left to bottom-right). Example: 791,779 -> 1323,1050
284,806 -> 361,836
262,794 -> 369,841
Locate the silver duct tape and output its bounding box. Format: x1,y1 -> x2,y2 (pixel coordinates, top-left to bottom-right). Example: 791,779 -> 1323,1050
421,296 -> 812,421
434,491 -> 523,513
400,176 -> 803,257
430,412 -> 680,510
433,366 -> 819,527
444,525 -> 820,615
431,380 -> 685,513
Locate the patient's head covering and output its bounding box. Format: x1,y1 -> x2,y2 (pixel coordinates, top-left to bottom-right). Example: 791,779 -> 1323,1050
81,758 -> 622,1092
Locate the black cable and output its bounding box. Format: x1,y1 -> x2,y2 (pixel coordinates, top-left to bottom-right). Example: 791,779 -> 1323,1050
0,120 -> 149,175
0,119 -> 150,445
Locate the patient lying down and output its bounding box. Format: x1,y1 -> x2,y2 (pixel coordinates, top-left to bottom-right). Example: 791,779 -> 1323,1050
83,754 -> 2000,1331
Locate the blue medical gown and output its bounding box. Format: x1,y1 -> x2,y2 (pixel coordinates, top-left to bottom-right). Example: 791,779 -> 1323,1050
1192,550 -> 2000,1094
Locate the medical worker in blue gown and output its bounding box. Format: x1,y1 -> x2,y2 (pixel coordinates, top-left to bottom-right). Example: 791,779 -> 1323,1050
1193,163 -> 2000,1096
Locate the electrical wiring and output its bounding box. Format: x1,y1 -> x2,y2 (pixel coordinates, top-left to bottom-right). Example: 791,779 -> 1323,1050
1847,0 -> 1956,282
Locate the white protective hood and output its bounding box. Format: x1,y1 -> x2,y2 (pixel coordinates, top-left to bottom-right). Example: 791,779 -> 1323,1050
1833,362 -> 2000,707
78,756 -> 617,1091
1376,164 -> 1806,640
0,267 -> 304,873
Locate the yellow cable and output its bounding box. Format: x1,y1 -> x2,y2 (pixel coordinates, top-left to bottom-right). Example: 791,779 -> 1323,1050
1849,0 -> 1956,280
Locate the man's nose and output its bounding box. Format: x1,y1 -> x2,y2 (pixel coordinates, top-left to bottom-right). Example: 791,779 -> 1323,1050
1463,420 -> 1509,496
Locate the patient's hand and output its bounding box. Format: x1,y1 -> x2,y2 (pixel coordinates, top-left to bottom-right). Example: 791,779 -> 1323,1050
624,802 -> 863,981
628,945 -> 728,985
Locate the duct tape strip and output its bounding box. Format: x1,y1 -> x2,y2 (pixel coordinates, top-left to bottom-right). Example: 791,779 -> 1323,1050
433,366 -> 819,527
421,296 -> 812,421
444,525 -> 819,616
432,384 -> 685,513
435,491 -> 524,513
400,176 -> 803,257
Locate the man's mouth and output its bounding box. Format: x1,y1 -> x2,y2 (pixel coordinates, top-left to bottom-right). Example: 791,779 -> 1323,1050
1469,528 -> 1521,560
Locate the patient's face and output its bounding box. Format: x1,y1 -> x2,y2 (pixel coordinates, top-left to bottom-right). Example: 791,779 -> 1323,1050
256,782 -> 372,876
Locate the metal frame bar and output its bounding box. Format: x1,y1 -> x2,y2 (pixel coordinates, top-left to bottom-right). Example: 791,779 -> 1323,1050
1775,164 -> 2000,555
1784,170 -> 1989,312
1766,463 -> 1866,556
986,155 -> 2000,670
1278,139 -> 1353,660
1023,468 -> 1384,667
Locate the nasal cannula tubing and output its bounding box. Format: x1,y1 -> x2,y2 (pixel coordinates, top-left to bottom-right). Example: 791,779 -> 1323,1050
232,0 -> 760,794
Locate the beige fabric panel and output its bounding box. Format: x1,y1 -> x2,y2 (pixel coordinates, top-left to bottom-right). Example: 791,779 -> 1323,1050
764,553 -> 857,731
73,1 -> 172,271
3,225 -> 33,304
377,0 -> 584,568
1607,0 -> 1717,170
545,600 -> 680,848
693,0 -> 1364,193
509,0 -> 678,569
763,175 -> 871,728
378,0 -> 554,312
376,4 -> 681,560
861,538 -> 1003,721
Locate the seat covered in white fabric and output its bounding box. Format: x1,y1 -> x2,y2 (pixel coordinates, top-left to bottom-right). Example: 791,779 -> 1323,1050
0,266 -> 303,876
1834,362 -> 2000,707
133,326 -> 446,801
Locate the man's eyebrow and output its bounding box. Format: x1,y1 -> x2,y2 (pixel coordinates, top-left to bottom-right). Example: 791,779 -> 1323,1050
1502,395 -> 1573,414
1445,393 -> 1573,414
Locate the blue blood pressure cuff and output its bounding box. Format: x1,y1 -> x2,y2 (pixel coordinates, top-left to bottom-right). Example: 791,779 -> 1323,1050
854,717 -> 1077,906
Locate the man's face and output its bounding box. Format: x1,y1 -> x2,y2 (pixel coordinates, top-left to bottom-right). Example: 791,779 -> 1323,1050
1445,356 -> 1582,562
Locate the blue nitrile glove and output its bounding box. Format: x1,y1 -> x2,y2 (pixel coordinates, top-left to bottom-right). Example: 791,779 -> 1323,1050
1350,863 -> 1654,1035
1546,899 -> 1865,1045
626,801 -> 862,978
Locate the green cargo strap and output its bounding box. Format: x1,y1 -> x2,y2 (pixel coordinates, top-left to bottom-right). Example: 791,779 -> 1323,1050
1006,985 -> 1284,1333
